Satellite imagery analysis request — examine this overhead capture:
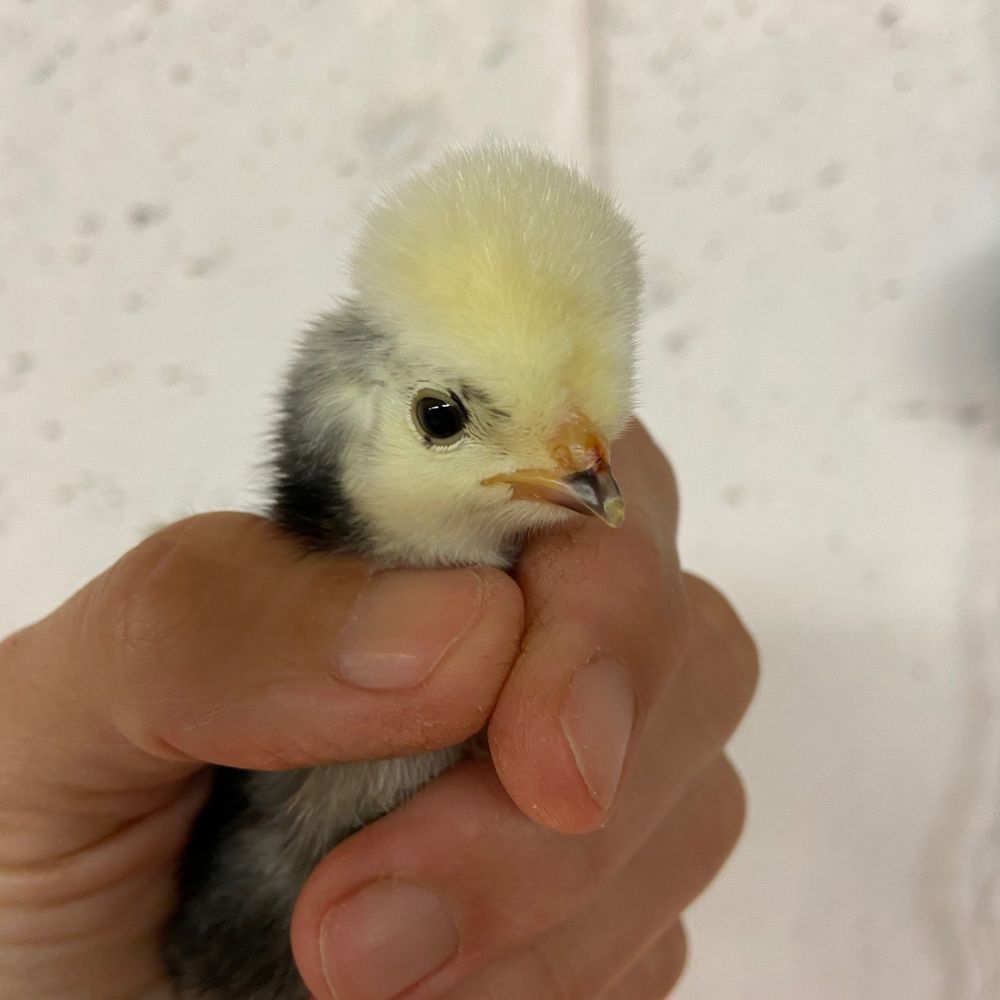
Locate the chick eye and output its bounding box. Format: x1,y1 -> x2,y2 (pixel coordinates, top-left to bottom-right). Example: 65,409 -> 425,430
412,391 -> 468,445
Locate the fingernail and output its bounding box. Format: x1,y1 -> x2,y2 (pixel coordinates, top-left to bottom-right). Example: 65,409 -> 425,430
321,882 -> 459,1000
562,658 -> 635,811
336,570 -> 484,690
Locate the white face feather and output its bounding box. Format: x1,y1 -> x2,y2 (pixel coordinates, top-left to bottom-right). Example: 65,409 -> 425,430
332,142 -> 643,568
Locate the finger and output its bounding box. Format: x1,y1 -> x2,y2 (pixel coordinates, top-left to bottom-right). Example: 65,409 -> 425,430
677,573 -> 760,744
535,760 -> 739,1000
598,925 -> 688,1000
684,572 -> 760,688
442,759 -> 740,1000
0,512 -> 523,805
489,419 -> 690,833
445,926 -> 688,1000
290,596 -> 754,1000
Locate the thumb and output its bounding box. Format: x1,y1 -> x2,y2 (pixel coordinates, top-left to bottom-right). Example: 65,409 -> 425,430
0,512 -> 523,812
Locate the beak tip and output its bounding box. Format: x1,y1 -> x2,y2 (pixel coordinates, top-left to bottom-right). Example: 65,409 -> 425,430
600,497 -> 626,528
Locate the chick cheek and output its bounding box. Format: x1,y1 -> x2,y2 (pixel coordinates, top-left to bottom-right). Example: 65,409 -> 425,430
334,569 -> 486,690
561,658 -> 636,811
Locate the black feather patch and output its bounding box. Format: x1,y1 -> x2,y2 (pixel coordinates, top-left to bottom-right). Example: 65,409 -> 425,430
163,770 -> 312,1000
165,305 -> 388,999
270,428 -> 366,551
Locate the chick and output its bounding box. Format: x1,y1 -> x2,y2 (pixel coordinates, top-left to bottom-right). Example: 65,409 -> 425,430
165,142 -> 642,1000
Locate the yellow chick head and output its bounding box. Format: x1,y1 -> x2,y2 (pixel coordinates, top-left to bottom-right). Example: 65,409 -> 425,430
285,142 -> 642,568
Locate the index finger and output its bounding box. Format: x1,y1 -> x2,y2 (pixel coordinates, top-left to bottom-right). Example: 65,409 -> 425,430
488,420 -> 689,833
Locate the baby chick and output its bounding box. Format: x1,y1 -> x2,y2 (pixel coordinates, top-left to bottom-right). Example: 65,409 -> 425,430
165,142 -> 642,1000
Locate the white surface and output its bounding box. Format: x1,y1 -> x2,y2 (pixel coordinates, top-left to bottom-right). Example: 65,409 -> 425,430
1,2 -> 998,998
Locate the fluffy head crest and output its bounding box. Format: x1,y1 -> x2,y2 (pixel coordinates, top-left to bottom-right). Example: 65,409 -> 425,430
350,142 -> 641,427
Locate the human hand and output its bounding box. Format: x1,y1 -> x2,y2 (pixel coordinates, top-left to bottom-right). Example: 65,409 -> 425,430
0,422 -> 757,1000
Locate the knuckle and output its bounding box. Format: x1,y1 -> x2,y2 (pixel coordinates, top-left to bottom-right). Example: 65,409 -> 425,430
716,757 -> 749,848
650,923 -> 689,998
622,924 -> 688,1000
701,757 -> 748,865
100,535 -> 184,666
666,921 -> 689,975
97,517 -> 230,674
677,756 -> 748,890
685,574 -> 760,705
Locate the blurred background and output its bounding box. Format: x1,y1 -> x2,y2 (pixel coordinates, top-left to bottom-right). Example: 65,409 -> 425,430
1,1 -> 998,997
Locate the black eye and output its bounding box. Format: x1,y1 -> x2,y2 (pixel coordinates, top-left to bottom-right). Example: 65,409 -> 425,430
413,391 -> 468,444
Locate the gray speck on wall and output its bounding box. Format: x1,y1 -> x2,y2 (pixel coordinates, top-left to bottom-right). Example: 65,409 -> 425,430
724,174 -> 747,198
722,485 -> 747,508
29,57 -> 58,85
893,70 -> 914,92
270,206 -> 293,230
68,242 -> 93,266
170,62 -> 192,85
898,398 -> 931,421
247,23 -> 272,47
688,145 -> 715,176
702,237 -> 726,263
703,9 -> 726,32
360,98 -> 443,165
675,109 -> 702,133
880,278 -> 904,301
977,149 -> 999,173
335,156 -> 358,177
827,532 -> 849,555
128,21 -> 151,46
55,483 -> 77,506
8,351 -> 35,376
953,402 -> 987,428
648,278 -> 677,308
766,189 -> 800,214
816,160 -> 848,188
481,39 -> 513,69
101,481 -> 128,512
159,364 -> 210,395
877,3 -> 902,28
123,291 -> 146,313
821,228 -> 849,252
54,473 -> 127,518
663,329 -> 694,356
77,212 -> 103,237
128,202 -> 170,228
91,362 -> 135,389
761,15 -> 784,37
39,419 -> 64,442
183,244 -> 232,278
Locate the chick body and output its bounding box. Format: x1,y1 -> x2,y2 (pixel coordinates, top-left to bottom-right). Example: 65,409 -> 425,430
165,142 -> 642,999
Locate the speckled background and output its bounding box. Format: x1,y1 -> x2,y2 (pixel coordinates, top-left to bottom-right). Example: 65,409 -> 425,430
2,2 -> 999,998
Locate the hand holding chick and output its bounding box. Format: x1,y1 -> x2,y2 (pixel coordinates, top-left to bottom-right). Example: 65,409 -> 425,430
170,143 -> 645,998
0,424 -> 757,1000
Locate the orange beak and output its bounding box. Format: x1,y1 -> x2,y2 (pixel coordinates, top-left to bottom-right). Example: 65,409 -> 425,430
482,412 -> 625,528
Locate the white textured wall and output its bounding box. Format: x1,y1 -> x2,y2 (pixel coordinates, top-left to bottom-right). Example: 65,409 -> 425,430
1,2 -> 998,997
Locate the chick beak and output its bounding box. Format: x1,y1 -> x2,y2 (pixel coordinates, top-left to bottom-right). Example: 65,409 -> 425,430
482,413 -> 625,528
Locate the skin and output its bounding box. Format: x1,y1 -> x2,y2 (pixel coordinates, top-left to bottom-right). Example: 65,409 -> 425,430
0,423 -> 757,1000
